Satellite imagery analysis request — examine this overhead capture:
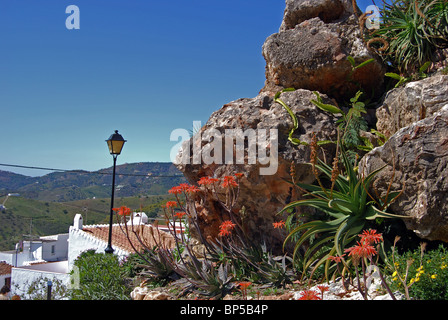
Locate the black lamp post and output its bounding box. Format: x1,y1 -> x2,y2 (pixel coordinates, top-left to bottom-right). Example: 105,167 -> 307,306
105,130 -> 126,254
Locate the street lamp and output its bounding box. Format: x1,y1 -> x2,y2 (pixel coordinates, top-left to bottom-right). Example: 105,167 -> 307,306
105,130 -> 126,254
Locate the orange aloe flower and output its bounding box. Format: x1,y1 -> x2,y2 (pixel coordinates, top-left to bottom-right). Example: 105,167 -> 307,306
175,211 -> 187,219
168,186 -> 183,194
328,255 -> 345,263
218,220 -> 236,236
272,220 -> 286,229
316,285 -> 329,299
222,176 -> 238,188
198,176 -> 219,186
359,229 -> 383,245
235,173 -> 244,179
345,241 -> 377,259
164,201 -> 178,208
185,185 -> 200,194
297,289 -> 321,300
239,281 -> 252,290
112,206 -> 131,216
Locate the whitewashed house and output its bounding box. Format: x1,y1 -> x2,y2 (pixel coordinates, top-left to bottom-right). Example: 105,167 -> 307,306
8,212 -> 177,299
0,233 -> 68,268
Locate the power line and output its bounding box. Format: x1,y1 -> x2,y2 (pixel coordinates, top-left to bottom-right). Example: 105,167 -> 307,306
0,163 -> 185,178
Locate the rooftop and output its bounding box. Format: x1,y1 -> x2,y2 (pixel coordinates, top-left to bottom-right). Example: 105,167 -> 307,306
81,223 -> 177,253
0,261 -> 12,275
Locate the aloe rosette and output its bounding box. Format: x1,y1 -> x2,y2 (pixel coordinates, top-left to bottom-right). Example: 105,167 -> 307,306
280,149 -> 406,280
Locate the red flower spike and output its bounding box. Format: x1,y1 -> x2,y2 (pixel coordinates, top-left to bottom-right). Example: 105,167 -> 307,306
297,290 -> 321,300
175,211 -> 187,219
273,220 -> 286,229
328,255 -> 345,263
238,282 -> 252,290
168,186 -> 182,194
164,201 -> 177,208
316,285 -> 329,299
222,176 -> 238,188
198,176 -> 219,186
112,206 -> 131,216
218,220 -> 236,236
359,229 -> 383,245
345,241 -> 377,259
186,185 -> 200,194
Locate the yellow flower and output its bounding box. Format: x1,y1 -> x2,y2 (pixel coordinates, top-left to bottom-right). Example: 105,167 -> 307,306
409,278 -> 415,285
431,274 -> 437,279
392,277 -> 398,282
415,277 -> 420,282
441,264 -> 447,270
392,271 -> 398,277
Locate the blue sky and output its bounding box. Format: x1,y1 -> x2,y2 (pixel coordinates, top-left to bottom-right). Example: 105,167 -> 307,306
0,0 -> 373,176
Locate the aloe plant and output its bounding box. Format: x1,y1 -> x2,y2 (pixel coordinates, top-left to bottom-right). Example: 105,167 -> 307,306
279,147 -> 406,281
370,0 -> 448,75
274,88 -> 335,147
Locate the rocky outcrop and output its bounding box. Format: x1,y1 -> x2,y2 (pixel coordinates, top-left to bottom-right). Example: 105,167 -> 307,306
360,105 -> 448,242
262,1 -> 385,100
280,0 -> 354,31
174,0 -> 389,247
174,0 -> 448,246
176,90 -> 338,247
376,74 -> 448,138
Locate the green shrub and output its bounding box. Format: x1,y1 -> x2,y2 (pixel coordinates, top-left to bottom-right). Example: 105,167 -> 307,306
70,250 -> 131,300
280,144 -> 406,281
369,0 -> 448,75
389,244 -> 448,300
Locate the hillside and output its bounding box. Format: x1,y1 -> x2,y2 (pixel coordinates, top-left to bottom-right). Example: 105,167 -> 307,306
0,194 -> 175,251
0,162 -> 185,251
0,162 -> 186,202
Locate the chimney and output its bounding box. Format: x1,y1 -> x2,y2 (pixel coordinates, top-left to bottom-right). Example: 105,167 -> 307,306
73,214 -> 83,230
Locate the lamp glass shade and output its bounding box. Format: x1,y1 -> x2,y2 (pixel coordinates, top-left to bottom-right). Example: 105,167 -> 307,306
106,130 -> 126,155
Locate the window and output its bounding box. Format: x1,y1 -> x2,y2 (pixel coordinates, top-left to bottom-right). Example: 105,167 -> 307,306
51,245 -> 55,255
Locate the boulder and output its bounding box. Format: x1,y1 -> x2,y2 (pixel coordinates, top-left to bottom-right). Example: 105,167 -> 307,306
130,285 -> 150,300
143,291 -> 171,300
262,5 -> 385,101
360,105 -> 448,242
280,0 -> 354,31
175,90 -> 338,248
376,74 -> 448,138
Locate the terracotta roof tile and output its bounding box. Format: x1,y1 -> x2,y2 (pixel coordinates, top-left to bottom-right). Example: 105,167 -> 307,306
0,262 -> 12,275
82,224 -> 176,253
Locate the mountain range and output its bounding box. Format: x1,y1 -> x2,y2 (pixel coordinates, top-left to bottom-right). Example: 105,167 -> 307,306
0,162 -> 186,251
0,162 -> 186,202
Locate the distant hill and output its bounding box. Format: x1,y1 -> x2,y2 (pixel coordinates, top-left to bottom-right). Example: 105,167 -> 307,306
0,194 -> 175,251
0,162 -> 186,202
0,162 -> 185,250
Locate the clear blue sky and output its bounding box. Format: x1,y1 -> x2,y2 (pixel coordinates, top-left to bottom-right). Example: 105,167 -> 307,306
0,0 -> 373,176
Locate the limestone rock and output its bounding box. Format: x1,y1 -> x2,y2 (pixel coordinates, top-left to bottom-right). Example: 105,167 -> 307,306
143,291 -> 171,300
263,4 -> 385,101
360,105 -> 448,242
280,0 -> 354,31
175,89 -> 338,248
376,74 -> 448,138
130,285 -> 150,300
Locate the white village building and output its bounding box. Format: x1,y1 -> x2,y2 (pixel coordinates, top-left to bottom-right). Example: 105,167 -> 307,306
0,212 -> 179,299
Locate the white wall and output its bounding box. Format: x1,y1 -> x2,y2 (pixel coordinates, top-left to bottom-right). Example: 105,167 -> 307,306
11,261 -> 70,300
0,234 -> 69,267
68,226 -> 128,270
41,234 -> 69,261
